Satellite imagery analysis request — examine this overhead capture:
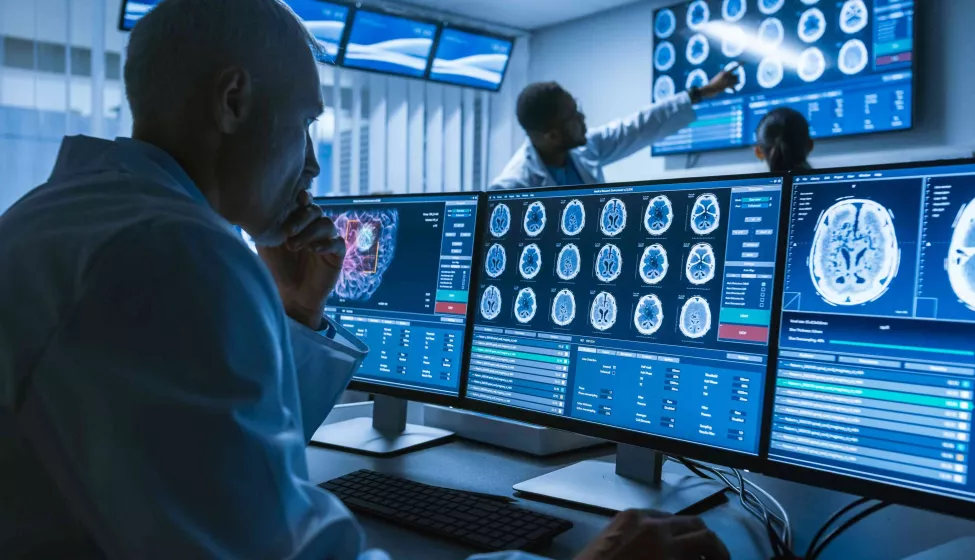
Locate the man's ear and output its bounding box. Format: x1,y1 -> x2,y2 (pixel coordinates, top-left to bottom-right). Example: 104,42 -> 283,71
807,138 -> 815,155
754,145 -> 765,161
213,67 -> 252,134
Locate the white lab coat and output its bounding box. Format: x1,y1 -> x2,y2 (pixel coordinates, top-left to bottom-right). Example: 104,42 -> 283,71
0,136 -> 545,560
489,92 -> 696,190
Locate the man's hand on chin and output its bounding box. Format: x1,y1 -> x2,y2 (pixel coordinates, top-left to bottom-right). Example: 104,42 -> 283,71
257,192 -> 347,330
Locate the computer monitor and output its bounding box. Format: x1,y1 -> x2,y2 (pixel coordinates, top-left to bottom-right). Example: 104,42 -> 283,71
118,0 -> 161,31
286,0 -> 352,64
339,8 -> 439,79
765,160 -> 975,521
428,26 -> 515,92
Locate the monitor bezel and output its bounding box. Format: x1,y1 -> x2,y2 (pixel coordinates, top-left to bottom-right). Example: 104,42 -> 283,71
117,0 -> 156,31
460,172 -> 791,472
648,0 -> 920,157
759,157 -> 975,522
425,23 -> 517,93
313,190 -> 482,408
336,6 -> 442,82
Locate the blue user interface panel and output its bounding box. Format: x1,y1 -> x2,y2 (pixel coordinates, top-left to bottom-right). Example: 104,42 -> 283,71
316,194 -> 479,397
469,176 -> 785,455
429,28 -> 514,91
343,9 -> 438,78
287,0 -> 350,64
119,0 -> 161,30
771,163 -> 975,505
651,0 -> 915,155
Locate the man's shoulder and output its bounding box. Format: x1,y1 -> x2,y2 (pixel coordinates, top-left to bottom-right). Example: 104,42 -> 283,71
489,141 -> 539,191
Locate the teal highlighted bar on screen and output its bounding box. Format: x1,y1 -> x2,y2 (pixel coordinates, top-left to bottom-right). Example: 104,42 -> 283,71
719,308 -> 770,326
688,114 -> 738,128
875,40 -> 913,57
830,340 -> 975,357
436,290 -> 468,303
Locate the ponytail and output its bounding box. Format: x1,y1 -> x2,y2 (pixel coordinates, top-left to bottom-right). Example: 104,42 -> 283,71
756,108 -> 812,173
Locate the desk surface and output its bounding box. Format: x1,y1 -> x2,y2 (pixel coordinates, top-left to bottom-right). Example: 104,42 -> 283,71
306,440 -> 975,560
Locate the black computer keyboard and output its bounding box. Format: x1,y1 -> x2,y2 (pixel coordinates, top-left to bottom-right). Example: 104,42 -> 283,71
320,469 -> 573,552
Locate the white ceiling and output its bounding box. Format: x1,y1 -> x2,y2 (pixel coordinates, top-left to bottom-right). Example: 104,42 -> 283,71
396,0 -> 644,31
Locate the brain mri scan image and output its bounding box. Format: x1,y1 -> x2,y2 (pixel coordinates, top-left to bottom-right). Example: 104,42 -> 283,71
561,199 -> 586,236
948,199 -> 975,311
515,288 -> 538,323
485,243 -> 506,278
810,199 -> 900,306
723,62 -> 746,93
654,75 -> 676,103
640,244 -> 670,285
721,26 -> 748,58
799,8 -> 826,44
595,244 -> 624,283
686,69 -> 709,92
758,18 -> 785,50
685,243 -> 717,285
600,198 -> 628,237
490,204 -> 510,237
654,41 -> 677,72
839,39 -> 869,76
480,285 -> 502,320
551,289 -> 577,327
680,296 -> 713,339
523,201 -> 547,237
634,294 -> 664,336
798,47 -> 826,83
557,243 -> 582,281
758,57 -> 784,89
686,33 -> 710,66
590,291 -> 618,331
519,243 -> 542,280
644,195 -> 674,235
655,8 -> 677,39
759,0 -> 785,15
687,0 -> 710,31
691,193 -> 721,235
840,0 -> 869,34
333,209 -> 398,301
722,0 -> 746,23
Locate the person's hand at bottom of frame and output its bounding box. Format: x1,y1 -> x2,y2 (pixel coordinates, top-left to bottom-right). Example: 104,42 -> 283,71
573,509 -> 730,560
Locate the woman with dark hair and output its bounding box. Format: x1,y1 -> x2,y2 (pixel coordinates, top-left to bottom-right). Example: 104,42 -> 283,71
754,107 -> 814,172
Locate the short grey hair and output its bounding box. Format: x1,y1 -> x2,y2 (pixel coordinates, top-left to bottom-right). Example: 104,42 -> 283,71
125,0 -> 325,125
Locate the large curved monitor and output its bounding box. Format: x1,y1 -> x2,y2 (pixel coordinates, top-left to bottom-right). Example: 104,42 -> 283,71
466,175 -> 787,467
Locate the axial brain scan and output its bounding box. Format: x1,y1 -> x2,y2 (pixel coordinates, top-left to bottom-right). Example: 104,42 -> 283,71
722,26 -> 748,58
840,0 -> 868,34
839,39 -> 869,76
490,204 -> 510,237
948,199 -> 975,310
595,244 -> 624,283
655,8 -> 676,38
515,287 -> 538,323
600,198 -> 628,236
645,195 -> 674,235
590,291 -> 618,331
810,199 -> 900,306
680,296 -> 713,338
561,199 -> 586,236
485,243 -> 506,278
799,8 -> 826,44
759,0 -> 785,16
691,193 -> 721,235
654,75 -> 676,103
686,69 -> 709,92
557,243 -> 582,281
523,201 -> 547,237
686,243 -> 717,285
333,209 -> 398,301
480,285 -> 502,320
519,244 -> 542,279
551,289 -> 577,327
758,17 -> 785,49
799,47 -> 826,83
722,0 -> 746,23
686,0 -> 710,30
758,57 -> 784,89
686,33 -> 710,66
655,41 -> 676,72
634,294 -> 664,336
640,244 -> 670,285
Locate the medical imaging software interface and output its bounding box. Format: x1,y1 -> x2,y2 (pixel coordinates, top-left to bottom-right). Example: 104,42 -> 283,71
343,10 -> 438,78
771,163 -> 975,504
317,194 -> 479,396
469,177 -> 784,455
651,0 -> 914,155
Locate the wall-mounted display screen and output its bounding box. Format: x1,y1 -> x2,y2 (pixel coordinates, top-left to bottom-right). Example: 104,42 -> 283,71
287,0 -> 351,64
429,28 -> 514,92
342,9 -> 438,78
651,0 -> 915,155
119,0 -> 162,31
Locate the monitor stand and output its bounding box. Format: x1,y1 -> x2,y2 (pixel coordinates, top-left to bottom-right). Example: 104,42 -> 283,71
310,395 -> 454,456
513,444 -> 726,513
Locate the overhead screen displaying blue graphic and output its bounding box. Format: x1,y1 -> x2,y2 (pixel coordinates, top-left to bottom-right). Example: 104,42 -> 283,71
429,28 -> 514,91
316,194 -> 480,396
469,176 -> 785,456
342,9 -> 438,78
651,0 -> 915,155
119,0 -> 161,30
287,0 -> 351,63
771,162 -> 975,507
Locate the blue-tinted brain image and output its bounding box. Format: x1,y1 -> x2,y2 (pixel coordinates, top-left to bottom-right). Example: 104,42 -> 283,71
840,0 -> 868,34
523,201 -> 547,237
485,243 -> 506,278
645,195 -> 674,235
947,199 -> 975,310
332,209 -> 398,302
686,33 -> 710,66
722,0 -> 746,22
799,8 -> 826,44
515,287 -> 537,323
810,199 -> 900,306
590,291 -> 618,331
551,289 -> 577,327
519,243 -> 542,280
654,75 -> 676,103
839,39 -> 868,76
480,285 -> 502,320
798,47 -> 826,83
600,198 -> 628,237
490,204 -> 510,237
758,18 -> 785,49
759,0 -> 785,15
557,244 -> 582,281
561,199 -> 586,236
686,69 -> 709,92
691,193 -> 721,235
634,294 -> 664,336
640,244 -> 669,285
687,0 -> 710,31
758,57 -> 784,89
685,243 -> 716,285
595,244 -> 623,283
654,42 -> 676,72
655,8 -> 676,39
679,296 -> 712,339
